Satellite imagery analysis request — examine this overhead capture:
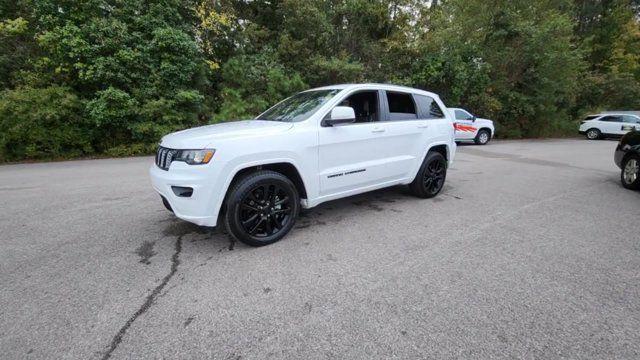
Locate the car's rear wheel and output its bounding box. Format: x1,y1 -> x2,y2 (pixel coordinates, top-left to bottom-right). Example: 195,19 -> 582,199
586,128 -> 601,140
621,154 -> 640,190
409,151 -> 447,198
474,129 -> 491,145
224,170 -> 299,246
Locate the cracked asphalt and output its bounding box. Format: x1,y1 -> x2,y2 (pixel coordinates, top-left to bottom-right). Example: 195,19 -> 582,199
1,139 -> 640,359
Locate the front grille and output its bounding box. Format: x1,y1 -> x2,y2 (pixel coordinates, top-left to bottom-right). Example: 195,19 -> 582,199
156,146 -> 177,170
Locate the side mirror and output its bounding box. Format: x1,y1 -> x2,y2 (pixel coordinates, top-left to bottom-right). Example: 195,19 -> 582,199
471,116 -> 477,121
323,106 -> 356,126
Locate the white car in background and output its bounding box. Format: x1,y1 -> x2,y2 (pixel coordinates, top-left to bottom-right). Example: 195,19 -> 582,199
451,108 -> 495,145
579,113 -> 640,140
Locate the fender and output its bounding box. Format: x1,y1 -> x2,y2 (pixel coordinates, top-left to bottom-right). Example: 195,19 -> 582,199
212,154 -> 312,218
408,141 -> 451,182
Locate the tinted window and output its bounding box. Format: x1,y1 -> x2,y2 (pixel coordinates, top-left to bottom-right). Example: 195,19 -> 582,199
584,115 -> 599,121
600,116 -> 623,122
386,91 -> 417,120
414,95 -> 445,119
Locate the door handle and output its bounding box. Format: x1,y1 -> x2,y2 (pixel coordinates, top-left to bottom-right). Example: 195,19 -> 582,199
417,124 -> 429,129
372,127 -> 385,133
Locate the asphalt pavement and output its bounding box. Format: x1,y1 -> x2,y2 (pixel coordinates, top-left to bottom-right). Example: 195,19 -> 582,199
1,139 -> 639,359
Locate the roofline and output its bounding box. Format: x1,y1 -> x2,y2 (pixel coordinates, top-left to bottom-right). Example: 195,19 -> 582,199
590,113 -> 640,117
305,83 -> 441,98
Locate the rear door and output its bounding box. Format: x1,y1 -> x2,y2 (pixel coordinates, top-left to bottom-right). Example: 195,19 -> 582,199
597,115 -> 624,135
376,91 -> 450,182
376,91 -> 433,181
453,109 -> 477,140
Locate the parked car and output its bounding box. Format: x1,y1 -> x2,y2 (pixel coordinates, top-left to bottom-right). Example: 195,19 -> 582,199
579,113 -> 640,140
450,108 -> 495,145
614,130 -> 640,190
150,84 -> 457,246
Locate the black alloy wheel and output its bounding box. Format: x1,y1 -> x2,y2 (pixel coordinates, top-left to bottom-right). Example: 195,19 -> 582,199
410,151 -> 447,198
424,156 -> 446,195
239,183 -> 292,237
224,170 -> 299,246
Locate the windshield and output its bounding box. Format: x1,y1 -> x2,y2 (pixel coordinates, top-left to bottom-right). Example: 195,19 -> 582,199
257,89 -> 341,122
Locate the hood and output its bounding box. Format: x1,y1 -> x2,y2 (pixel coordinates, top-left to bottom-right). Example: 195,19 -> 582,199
160,120 -> 294,149
474,118 -> 494,126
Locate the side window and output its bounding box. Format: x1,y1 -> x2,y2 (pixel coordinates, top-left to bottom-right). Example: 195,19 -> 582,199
454,110 -> 473,120
622,115 -> 640,123
414,95 -> 445,119
335,90 -> 379,123
386,91 -> 417,120
600,116 -> 622,122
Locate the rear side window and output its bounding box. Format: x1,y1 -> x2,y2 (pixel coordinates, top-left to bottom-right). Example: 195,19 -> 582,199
622,115 -> 640,123
386,91 -> 417,120
414,95 -> 445,119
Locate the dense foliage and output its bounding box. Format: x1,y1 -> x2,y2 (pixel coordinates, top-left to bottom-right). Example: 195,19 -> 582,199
1,0 -> 639,160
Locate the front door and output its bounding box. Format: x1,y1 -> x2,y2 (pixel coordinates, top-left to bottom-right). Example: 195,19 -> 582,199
318,90 -> 418,196
454,109 -> 477,140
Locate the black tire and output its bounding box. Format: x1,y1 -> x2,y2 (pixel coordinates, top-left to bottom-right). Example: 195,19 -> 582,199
409,151 -> 447,198
223,170 -> 299,246
161,196 -> 173,212
621,154 -> 640,190
474,129 -> 491,145
586,128 -> 601,140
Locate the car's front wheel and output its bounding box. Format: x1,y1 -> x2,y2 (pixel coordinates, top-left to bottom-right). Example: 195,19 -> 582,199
621,154 -> 640,190
586,128 -> 601,140
409,151 -> 447,198
224,170 -> 299,246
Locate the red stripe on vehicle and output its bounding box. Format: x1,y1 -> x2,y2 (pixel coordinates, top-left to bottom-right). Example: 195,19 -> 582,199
454,123 -> 477,132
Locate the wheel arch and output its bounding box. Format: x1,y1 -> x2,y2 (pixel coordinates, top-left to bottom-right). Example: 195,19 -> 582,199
216,161 -> 309,221
408,143 -> 450,182
478,127 -> 492,137
428,143 -> 449,162
622,150 -> 640,165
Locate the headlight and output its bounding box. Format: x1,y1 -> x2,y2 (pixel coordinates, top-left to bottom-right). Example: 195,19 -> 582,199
174,149 -> 215,165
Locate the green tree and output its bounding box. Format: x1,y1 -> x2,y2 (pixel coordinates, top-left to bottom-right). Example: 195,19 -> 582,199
2,0 -> 640,161
0,86 -> 91,161
574,0 -> 640,113
215,53 -> 306,120
1,0 -> 209,159
414,0 -> 583,137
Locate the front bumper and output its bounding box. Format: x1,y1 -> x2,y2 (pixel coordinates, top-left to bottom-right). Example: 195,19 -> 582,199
149,162 -> 221,227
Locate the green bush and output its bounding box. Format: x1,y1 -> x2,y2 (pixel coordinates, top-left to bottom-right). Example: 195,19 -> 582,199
0,86 -> 92,161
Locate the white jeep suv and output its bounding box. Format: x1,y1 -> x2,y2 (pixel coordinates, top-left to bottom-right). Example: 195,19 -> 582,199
150,84 -> 456,246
